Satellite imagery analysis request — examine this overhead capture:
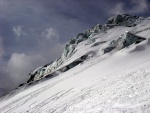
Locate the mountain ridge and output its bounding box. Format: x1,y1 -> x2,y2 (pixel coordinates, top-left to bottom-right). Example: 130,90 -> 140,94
26,14 -> 145,83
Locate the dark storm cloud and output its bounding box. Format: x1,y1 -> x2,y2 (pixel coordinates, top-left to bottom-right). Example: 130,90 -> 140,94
0,0 -> 150,90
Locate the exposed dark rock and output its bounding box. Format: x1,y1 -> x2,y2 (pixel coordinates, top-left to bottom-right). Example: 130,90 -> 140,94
76,33 -> 88,44
100,32 -> 146,55
103,47 -> 116,53
107,14 -> 140,27
122,32 -> 146,47
80,55 -> 89,60
85,24 -> 104,37
69,38 -> 76,44
45,74 -> 54,78
91,41 -> 107,47
18,83 -> 25,87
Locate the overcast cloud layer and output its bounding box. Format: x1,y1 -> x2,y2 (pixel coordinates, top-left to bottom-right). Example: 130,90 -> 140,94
0,0 -> 150,90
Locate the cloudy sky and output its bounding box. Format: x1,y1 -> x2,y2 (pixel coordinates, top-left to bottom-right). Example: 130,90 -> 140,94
0,0 -> 150,90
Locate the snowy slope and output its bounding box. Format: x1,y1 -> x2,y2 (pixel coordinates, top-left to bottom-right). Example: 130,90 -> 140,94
0,15 -> 150,113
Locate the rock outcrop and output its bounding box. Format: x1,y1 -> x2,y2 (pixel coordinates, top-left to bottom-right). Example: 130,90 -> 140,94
27,14 -> 145,83
99,32 -> 146,55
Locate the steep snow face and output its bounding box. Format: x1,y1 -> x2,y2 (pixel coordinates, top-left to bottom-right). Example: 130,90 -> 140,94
0,15 -> 150,113
27,14 -> 144,83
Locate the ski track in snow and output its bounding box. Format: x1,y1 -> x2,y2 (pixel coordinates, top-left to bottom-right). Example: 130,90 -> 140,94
64,65 -> 150,113
0,63 -> 150,113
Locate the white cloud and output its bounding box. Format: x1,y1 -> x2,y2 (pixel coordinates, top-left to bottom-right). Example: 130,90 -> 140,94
4,27 -> 65,88
130,0 -> 149,14
13,25 -> 22,38
109,0 -> 149,16
7,53 -> 46,86
109,3 -> 125,15
42,28 -> 59,41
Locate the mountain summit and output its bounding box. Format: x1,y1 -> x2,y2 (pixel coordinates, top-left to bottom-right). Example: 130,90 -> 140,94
1,14 -> 150,113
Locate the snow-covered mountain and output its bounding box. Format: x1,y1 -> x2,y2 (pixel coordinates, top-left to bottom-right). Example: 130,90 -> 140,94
0,14 -> 150,113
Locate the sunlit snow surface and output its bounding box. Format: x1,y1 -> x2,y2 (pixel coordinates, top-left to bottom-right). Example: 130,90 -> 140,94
1,18 -> 150,113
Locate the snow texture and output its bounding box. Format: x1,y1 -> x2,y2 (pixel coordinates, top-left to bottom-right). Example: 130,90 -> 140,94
0,14 -> 150,113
